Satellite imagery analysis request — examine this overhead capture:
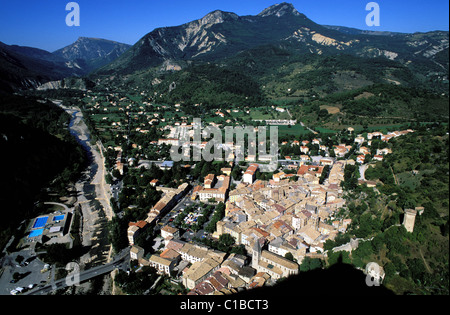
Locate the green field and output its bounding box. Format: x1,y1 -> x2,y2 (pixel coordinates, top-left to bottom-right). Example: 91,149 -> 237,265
277,124 -> 310,137
315,126 -> 337,134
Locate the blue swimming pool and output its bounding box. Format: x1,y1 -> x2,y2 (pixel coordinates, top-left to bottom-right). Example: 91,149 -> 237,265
53,215 -> 65,221
28,228 -> 44,238
32,217 -> 48,229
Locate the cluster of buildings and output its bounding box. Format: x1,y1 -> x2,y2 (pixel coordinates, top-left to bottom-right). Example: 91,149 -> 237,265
285,128 -> 413,163
351,129 -> 414,164
128,155 -> 352,295
215,159 -> 350,263
123,124 -> 418,295
127,183 -> 189,246
130,230 -> 299,295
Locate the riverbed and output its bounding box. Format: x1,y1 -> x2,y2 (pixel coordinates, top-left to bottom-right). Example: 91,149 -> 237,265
54,101 -> 113,267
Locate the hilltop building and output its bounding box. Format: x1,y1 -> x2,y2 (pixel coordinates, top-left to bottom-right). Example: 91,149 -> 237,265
403,209 -> 417,233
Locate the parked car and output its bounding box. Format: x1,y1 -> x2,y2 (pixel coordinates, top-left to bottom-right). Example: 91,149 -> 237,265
15,287 -> 24,294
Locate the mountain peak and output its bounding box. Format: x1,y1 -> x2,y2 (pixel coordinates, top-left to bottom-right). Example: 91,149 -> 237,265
200,10 -> 239,26
76,37 -> 95,42
258,2 -> 301,18
75,37 -> 122,44
52,37 -> 131,74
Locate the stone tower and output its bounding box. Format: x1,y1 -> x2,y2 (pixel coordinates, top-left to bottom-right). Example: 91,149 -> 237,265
216,221 -> 225,236
403,209 -> 417,233
252,238 -> 262,269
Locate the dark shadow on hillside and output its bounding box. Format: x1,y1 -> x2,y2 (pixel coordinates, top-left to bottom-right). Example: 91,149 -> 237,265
236,260 -> 395,296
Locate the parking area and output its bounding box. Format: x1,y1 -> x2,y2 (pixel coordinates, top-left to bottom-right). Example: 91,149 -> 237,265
0,251 -> 52,295
156,192 -> 214,239
179,205 -> 215,242
158,193 -> 197,227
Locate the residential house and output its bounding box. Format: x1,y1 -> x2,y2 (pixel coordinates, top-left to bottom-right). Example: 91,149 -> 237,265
354,136 -> 365,144
216,221 -> 242,244
268,237 -> 291,257
243,164 -> 259,185
273,172 -> 286,182
300,155 -> 311,162
150,179 -> 159,187
359,146 -> 371,155
373,155 -> 384,161
161,225 -> 180,240
357,155 -> 366,164
318,222 -> 335,235
148,254 -> 178,275
160,248 -> 182,263
298,225 -> 321,245
191,185 -> 203,200
297,165 -> 324,178
300,146 -> 309,154
267,219 -> 293,239
130,245 -> 145,260
292,210 -> 311,230
381,134 -> 395,142
158,138 -> 179,146
188,271 -> 230,295
182,253 -> 226,290
127,221 -> 148,245
229,187 -> 252,203
320,159 -> 334,166
377,148 -> 392,155
333,145 -> 348,157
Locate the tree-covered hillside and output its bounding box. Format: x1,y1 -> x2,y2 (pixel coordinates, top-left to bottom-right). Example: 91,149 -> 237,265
327,124 -> 449,295
0,95 -> 87,251
94,43 -> 447,115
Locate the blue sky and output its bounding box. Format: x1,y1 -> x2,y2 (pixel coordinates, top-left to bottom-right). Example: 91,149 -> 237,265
0,0 -> 448,52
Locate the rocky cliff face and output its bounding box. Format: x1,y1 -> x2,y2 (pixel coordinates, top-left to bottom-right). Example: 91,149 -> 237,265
96,10 -> 243,74
3,2 -> 447,94
406,32 -> 449,59
95,4 -> 320,74
287,27 -> 360,52
96,2 -> 448,79
36,78 -> 94,91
